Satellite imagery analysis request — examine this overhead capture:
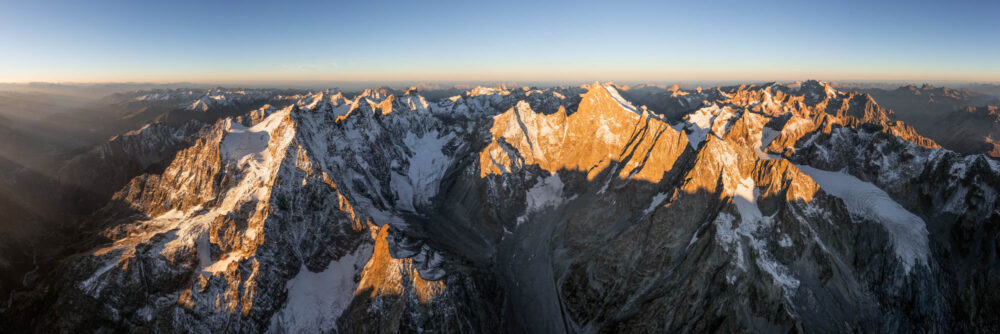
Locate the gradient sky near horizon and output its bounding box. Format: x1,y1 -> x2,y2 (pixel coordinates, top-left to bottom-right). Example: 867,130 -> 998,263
1,0 -> 998,83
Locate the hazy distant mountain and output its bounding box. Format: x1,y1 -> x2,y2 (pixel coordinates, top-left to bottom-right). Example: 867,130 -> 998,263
934,105 -> 1000,156
961,83 -> 1000,97
2,81 -> 997,333
857,84 -> 1000,157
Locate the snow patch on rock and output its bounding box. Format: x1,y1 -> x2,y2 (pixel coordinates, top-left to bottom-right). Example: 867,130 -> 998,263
77,260 -> 118,297
778,234 -> 793,248
683,106 -> 715,149
733,177 -> 762,224
644,192 -> 669,215
756,127 -> 780,159
682,104 -> 736,149
795,164 -> 929,273
517,173 -> 572,226
604,85 -> 639,114
221,108 -> 289,162
268,244 -> 373,333
391,130 -> 456,211
526,174 -> 567,213
715,176 -> 801,295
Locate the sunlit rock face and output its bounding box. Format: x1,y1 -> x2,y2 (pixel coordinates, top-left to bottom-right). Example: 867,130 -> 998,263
5,81 -> 999,333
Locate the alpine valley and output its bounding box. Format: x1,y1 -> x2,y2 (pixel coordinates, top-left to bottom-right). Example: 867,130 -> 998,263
1,81 -> 998,333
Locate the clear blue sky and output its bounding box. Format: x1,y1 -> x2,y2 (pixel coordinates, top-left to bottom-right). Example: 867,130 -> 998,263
1,0 -> 997,83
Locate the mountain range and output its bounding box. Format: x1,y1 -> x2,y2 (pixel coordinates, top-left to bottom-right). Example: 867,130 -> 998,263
0,80 -> 998,333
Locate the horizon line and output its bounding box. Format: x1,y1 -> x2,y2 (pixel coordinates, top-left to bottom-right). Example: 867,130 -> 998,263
3,78 -> 1000,86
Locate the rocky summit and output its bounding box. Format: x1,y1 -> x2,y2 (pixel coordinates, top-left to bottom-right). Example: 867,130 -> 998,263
2,81 -> 999,333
